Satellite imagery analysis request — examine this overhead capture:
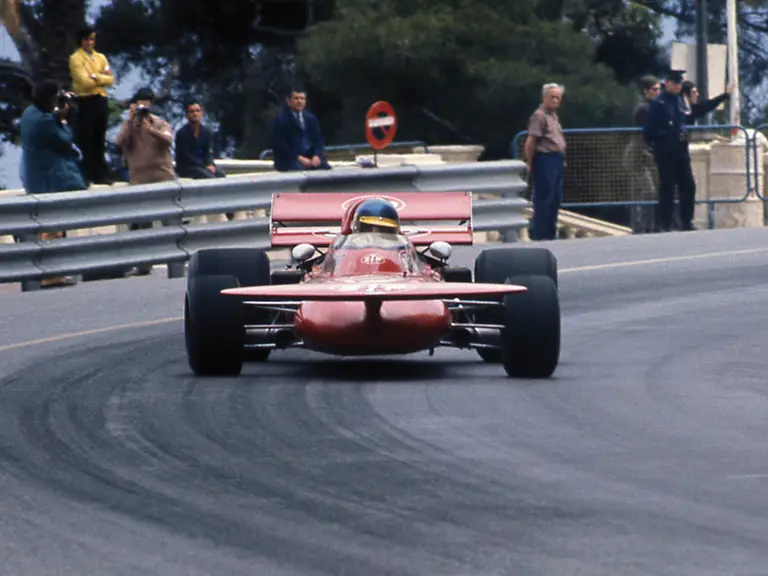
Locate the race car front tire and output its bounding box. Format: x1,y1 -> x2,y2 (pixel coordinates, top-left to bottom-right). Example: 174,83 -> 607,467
473,246 -> 558,363
500,274 -> 560,378
187,247 -> 272,362
185,274 -> 245,376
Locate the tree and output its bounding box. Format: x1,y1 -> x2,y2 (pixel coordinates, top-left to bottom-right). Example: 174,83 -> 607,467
0,0 -> 86,83
92,0 -> 336,156
295,1 -> 638,157
633,0 -> 768,124
38,0 -> 87,86
85,0 -> 697,160
0,0 -> 87,145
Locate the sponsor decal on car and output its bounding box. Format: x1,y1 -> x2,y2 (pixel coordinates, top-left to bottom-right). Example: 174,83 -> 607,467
361,253 -> 384,264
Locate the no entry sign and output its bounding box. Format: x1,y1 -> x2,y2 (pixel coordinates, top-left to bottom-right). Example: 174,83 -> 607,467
365,101 -> 397,150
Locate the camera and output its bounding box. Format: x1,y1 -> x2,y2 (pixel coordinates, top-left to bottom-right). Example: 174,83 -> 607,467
135,104 -> 151,120
56,90 -> 76,108
54,90 -> 76,113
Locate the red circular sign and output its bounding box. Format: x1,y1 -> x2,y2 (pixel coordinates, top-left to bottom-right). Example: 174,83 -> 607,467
365,101 -> 397,150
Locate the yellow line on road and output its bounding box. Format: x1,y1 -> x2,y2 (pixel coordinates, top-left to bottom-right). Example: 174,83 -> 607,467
2,246 -> 767,355
560,247 -> 768,274
0,317 -> 182,354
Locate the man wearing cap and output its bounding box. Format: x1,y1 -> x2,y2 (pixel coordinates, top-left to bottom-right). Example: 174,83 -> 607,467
643,69 -> 697,232
115,87 -> 176,275
115,87 -> 175,185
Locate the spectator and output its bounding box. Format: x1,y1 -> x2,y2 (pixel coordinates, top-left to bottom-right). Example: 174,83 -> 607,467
115,87 -> 176,275
681,80 -> 733,126
20,79 -> 86,288
524,83 -> 566,241
69,26 -> 114,185
623,74 -> 660,234
643,69 -> 697,232
175,97 -> 226,179
116,87 -> 175,185
271,86 -> 331,172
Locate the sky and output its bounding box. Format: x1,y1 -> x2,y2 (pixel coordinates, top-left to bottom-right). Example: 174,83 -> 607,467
0,3 -> 681,190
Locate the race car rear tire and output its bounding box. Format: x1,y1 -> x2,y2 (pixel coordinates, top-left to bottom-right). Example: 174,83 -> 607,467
473,246 -> 557,287
185,274 -> 245,376
473,246 -> 558,363
442,266 -> 473,283
500,274 -> 560,378
188,248 -> 272,362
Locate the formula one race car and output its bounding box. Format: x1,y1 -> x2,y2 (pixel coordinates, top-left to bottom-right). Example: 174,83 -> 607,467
184,191 -> 560,378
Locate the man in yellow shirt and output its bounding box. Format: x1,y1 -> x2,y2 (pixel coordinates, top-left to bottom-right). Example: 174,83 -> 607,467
69,26 -> 114,185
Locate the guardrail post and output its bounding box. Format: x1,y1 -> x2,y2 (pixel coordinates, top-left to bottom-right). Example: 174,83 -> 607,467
18,232 -> 40,292
501,228 -> 520,243
168,260 -> 186,278
165,214 -> 186,279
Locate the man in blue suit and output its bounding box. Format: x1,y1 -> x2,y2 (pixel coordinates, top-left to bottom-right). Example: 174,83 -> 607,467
271,86 -> 331,172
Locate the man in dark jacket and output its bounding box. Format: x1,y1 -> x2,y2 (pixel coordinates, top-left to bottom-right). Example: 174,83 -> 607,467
271,86 -> 331,172
643,69 -> 698,232
174,97 -> 225,179
20,80 -> 87,194
19,79 -> 86,288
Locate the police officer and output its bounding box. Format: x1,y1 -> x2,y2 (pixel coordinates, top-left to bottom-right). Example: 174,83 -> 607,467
643,69 -> 697,232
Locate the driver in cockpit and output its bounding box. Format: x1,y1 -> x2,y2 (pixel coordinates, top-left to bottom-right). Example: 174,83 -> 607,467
351,198 -> 401,235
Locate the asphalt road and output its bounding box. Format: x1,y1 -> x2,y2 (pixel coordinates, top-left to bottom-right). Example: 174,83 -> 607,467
2,226 -> 768,575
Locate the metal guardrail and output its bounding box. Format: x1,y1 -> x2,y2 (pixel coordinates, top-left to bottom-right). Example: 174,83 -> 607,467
510,124 -> 755,230
0,160 -> 528,289
257,140 -> 429,160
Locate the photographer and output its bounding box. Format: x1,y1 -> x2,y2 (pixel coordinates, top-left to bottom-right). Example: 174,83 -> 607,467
115,87 -> 176,276
19,80 -> 86,288
20,81 -> 87,194
115,87 -> 175,185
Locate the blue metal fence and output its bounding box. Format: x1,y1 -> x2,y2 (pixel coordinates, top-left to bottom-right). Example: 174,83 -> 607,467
751,125 -> 768,201
510,124 -> 756,230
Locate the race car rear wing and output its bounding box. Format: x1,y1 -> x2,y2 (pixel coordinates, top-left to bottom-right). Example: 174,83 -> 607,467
270,191 -> 474,247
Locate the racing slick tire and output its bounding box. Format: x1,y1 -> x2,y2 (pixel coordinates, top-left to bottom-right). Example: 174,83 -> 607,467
185,274 -> 245,376
473,246 -> 558,363
500,274 -> 560,378
187,248 -> 271,362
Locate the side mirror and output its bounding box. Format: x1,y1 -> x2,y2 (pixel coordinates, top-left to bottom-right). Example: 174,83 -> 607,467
428,241 -> 452,261
291,243 -> 316,262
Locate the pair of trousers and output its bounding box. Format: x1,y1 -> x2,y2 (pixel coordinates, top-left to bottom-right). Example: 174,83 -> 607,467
530,152 -> 564,241
653,140 -> 696,230
75,94 -> 109,183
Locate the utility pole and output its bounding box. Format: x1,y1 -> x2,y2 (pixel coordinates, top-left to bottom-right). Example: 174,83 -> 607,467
695,0 -> 709,101
726,0 -> 740,128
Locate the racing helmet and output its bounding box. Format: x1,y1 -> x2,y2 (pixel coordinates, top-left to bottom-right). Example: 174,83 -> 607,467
351,198 -> 401,234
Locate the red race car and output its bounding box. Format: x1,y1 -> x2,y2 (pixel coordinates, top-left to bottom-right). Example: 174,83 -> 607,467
184,191 -> 560,378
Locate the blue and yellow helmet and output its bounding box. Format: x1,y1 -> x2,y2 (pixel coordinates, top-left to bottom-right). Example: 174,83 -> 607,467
352,198 -> 401,234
